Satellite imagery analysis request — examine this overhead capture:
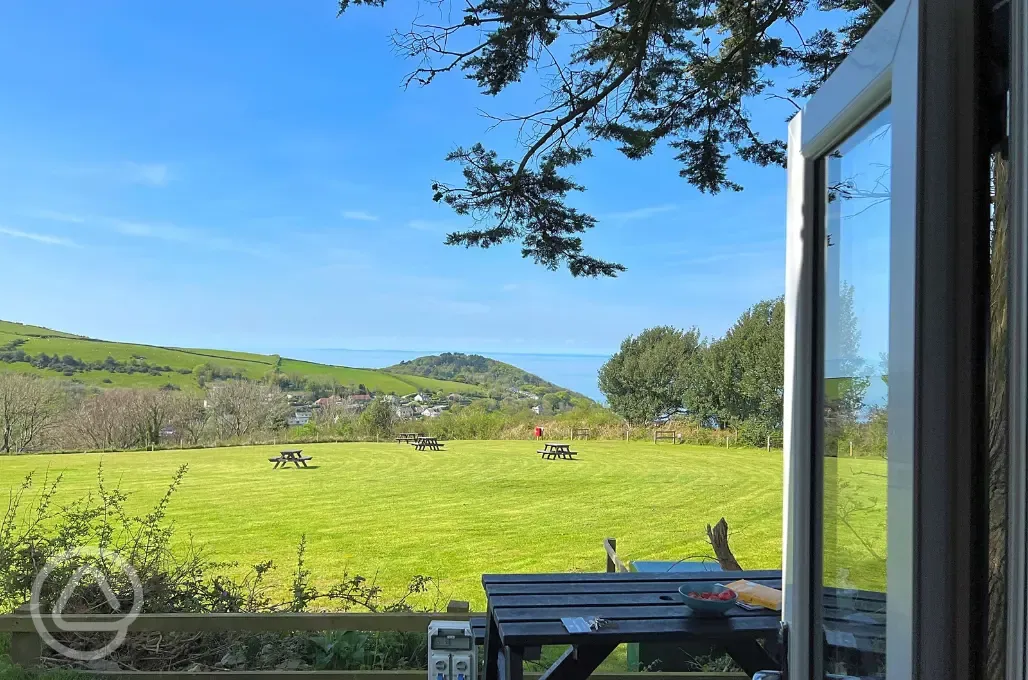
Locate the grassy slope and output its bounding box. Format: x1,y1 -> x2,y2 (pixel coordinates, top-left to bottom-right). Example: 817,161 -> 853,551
0,442 -> 886,608
0,321 -> 476,395
277,358 -> 481,395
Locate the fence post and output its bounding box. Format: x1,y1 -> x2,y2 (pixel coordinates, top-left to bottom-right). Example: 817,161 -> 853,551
10,604 -> 42,669
446,600 -> 470,613
767,435 -> 771,452
604,538 -> 617,573
849,441 -> 854,457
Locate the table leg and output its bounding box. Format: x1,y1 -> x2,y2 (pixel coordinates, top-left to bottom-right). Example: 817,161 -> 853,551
719,639 -> 778,678
502,646 -> 524,680
484,608 -> 501,680
538,643 -> 617,680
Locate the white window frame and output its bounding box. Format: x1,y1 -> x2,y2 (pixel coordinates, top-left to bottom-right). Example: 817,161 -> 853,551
782,0 -> 918,677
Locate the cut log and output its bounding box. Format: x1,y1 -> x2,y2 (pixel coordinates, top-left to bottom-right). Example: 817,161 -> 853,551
706,517 -> 743,571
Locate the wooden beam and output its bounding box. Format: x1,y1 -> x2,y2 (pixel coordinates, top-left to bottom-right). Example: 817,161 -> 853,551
0,611 -> 481,634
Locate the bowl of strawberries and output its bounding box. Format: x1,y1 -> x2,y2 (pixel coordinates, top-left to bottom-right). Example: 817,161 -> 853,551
678,583 -> 738,616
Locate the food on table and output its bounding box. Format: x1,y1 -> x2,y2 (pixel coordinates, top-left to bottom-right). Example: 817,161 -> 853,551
686,589 -> 735,601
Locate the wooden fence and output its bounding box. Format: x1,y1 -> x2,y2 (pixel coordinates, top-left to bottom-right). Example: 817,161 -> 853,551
0,546 -> 746,680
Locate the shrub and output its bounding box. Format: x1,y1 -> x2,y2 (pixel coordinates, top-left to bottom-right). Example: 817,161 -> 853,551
1,466 -> 435,673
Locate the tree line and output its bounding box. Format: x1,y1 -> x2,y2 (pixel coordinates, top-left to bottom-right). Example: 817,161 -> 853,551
0,375 -> 293,453
598,297 -> 785,445
599,293 -> 888,454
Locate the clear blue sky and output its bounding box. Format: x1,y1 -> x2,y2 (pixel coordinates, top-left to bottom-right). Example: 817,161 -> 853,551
0,1 -> 795,358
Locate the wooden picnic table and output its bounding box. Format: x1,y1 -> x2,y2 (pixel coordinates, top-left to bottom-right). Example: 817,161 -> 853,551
268,449 -> 313,469
396,432 -> 421,443
481,570 -> 885,680
414,436 -> 444,451
538,442 -> 577,459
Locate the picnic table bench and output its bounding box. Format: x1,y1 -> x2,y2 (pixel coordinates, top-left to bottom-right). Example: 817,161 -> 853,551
482,570 -> 885,680
538,442 -> 577,459
653,430 -> 681,444
268,449 -> 313,468
414,436 -> 444,451
396,432 -> 421,443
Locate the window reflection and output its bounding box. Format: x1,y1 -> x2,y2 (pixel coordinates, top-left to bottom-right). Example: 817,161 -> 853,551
821,106 -> 892,678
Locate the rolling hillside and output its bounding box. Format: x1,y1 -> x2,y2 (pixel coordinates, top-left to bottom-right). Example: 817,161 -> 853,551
387,352 -> 589,401
0,320 -> 483,395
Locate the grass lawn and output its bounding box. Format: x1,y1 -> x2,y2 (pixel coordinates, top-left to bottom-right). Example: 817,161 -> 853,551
0,441 -> 886,609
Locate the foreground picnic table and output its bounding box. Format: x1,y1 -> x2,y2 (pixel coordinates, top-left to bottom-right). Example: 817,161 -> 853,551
482,571 -> 885,679
538,442 -> 577,459
414,436 -> 444,451
268,449 -> 312,468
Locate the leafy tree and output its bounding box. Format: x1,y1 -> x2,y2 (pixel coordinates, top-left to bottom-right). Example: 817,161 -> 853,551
337,0 -> 878,276
693,297 -> 784,431
598,326 -> 702,424
357,398 -> 396,439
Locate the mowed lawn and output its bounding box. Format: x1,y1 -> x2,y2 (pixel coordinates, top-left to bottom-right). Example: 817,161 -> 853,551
0,441 -> 887,607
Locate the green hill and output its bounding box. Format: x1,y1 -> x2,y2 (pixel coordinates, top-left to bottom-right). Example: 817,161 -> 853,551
0,320 -> 481,395
387,352 -> 589,401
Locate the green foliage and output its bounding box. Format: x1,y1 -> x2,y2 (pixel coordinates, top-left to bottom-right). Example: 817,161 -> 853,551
693,297 -> 785,433
0,319 -> 484,395
388,352 -> 584,401
425,403 -> 511,439
357,399 -> 397,439
0,466 -> 434,672
598,326 -> 702,424
338,0 -> 881,276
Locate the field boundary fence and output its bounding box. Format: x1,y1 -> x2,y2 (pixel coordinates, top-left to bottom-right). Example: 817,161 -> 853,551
0,597 -> 743,679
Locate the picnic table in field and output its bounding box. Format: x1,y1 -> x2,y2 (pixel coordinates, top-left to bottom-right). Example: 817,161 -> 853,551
481,570 -> 886,680
268,449 -> 313,469
396,432 -> 421,443
414,436 -> 444,451
538,442 -> 577,460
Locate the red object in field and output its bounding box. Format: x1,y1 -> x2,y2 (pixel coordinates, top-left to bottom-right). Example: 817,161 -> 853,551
534,426 -> 543,438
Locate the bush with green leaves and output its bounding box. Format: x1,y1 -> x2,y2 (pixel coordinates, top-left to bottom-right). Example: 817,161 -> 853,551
1,465 -> 435,673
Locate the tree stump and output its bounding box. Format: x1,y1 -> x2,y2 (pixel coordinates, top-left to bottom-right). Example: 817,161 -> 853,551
706,517 -> 743,571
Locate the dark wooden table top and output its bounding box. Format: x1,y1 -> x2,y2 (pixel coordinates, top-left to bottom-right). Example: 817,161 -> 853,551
543,442 -> 571,450
482,570 -> 885,655
279,449 -> 303,456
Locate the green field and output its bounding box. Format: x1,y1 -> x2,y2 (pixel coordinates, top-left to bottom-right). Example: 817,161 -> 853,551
0,441 -> 887,608
0,320 -> 479,395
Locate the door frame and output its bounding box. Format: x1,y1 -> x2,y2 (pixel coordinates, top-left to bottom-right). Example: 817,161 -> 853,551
1006,0 -> 1028,674
782,0 -> 993,676
783,1 -> 917,676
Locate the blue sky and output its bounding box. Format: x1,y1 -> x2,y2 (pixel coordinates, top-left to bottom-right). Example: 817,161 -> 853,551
0,1 -> 796,359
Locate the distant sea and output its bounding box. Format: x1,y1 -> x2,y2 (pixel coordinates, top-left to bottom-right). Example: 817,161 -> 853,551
280,348 -> 610,402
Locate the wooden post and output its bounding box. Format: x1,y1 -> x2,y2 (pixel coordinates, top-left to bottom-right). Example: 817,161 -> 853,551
653,430 -> 657,444
446,600 -> 470,613
605,538 -> 617,573
767,435 -> 771,452
849,441 -> 854,457
10,604 -> 42,669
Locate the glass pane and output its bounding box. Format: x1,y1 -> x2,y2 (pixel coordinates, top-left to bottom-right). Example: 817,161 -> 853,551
821,106 -> 891,678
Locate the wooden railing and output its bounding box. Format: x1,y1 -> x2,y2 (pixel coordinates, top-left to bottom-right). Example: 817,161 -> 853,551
604,537 -> 630,573
0,553 -> 747,680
